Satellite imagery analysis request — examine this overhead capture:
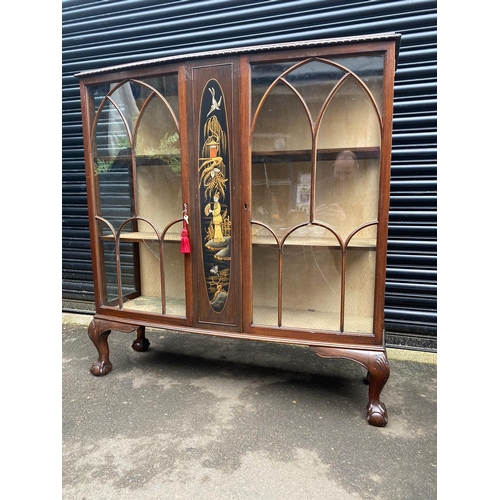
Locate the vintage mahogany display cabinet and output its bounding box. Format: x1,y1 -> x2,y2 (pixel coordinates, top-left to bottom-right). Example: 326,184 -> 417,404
77,33 -> 400,426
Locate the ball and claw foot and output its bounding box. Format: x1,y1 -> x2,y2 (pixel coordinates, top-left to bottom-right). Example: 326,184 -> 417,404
131,336 -> 150,352
366,402 -> 388,427
90,360 -> 112,377
88,319 -> 148,376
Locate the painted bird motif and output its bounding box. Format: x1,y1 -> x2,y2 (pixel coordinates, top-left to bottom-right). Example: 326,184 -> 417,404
207,87 -> 222,117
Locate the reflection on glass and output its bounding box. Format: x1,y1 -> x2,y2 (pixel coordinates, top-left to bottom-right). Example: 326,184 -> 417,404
315,150 -> 378,241
251,80 -> 311,153
327,55 -> 384,110
251,61 -> 296,117
252,160 -> 310,237
283,60 -> 345,122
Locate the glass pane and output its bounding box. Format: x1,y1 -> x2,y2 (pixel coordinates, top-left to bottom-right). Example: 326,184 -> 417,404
344,226 -> 378,334
142,76 -> 180,118
92,83 -> 117,115
252,227 -> 279,326
316,72 -> 380,242
122,238 -> 162,313
119,226 -> 186,317
95,156 -> 134,230
118,220 -> 140,305
282,227 -> 341,331
283,60 -> 346,123
107,82 -> 141,145
315,151 -> 378,241
329,55 -> 384,111
251,73 -> 313,236
163,222 -> 186,317
94,98 -> 131,159
252,159 -> 310,237
251,61 -> 297,118
317,76 -> 381,150
100,239 -> 120,305
252,80 -> 311,153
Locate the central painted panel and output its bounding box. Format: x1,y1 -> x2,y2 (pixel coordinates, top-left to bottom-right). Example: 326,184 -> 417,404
198,79 -> 231,313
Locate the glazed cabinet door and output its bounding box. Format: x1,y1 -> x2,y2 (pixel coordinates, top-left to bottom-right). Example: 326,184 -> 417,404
84,71 -> 190,320
243,47 -> 393,340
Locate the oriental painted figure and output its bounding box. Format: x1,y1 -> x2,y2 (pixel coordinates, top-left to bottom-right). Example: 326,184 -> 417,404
199,80 -> 231,312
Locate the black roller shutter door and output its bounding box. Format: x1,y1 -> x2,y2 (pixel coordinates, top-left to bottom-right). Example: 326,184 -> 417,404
62,0 -> 437,350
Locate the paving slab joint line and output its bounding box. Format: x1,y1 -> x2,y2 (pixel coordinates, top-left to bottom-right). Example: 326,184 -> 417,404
61,312 -> 436,365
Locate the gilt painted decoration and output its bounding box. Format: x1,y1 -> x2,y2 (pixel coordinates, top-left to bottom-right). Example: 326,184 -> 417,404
199,80 -> 231,312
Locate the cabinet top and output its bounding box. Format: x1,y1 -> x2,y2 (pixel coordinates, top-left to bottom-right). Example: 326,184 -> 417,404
75,32 -> 401,79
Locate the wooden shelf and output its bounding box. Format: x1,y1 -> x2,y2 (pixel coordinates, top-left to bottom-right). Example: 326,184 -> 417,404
101,232 -> 181,242
252,147 -> 380,163
117,295 -> 373,333
252,234 -> 376,248
101,232 -> 375,248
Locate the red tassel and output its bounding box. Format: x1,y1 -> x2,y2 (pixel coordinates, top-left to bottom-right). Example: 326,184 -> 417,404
180,227 -> 191,254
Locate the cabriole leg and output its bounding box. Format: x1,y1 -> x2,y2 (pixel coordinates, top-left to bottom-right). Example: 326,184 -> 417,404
310,346 -> 390,427
87,318 -> 143,376
364,353 -> 390,427
87,318 -> 112,376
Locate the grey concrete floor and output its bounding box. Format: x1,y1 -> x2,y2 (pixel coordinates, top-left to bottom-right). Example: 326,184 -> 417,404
62,313 -> 437,499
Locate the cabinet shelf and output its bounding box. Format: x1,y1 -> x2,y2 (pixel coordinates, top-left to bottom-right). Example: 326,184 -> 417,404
101,232 -> 181,242
252,147 -> 380,163
252,234 -> 376,249
120,296 -> 373,333
101,232 -> 376,249
95,154 -> 181,167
